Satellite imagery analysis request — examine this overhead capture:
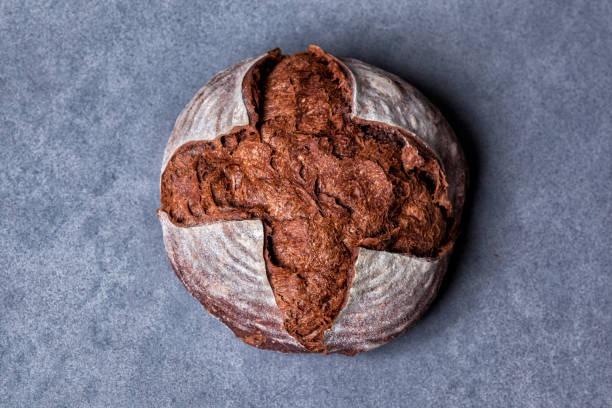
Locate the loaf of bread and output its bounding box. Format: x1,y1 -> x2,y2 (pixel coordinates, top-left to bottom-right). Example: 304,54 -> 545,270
157,46 -> 466,354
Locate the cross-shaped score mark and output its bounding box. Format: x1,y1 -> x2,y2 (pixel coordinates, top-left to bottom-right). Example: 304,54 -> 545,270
161,48 -> 453,352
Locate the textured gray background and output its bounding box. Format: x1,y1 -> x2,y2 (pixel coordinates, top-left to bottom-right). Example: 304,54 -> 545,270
1,0 -> 611,406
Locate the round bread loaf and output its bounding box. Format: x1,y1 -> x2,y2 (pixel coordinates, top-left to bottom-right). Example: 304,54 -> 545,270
157,46 -> 466,354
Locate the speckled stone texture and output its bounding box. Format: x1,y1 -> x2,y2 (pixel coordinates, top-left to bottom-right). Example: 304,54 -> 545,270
1,1 -> 611,407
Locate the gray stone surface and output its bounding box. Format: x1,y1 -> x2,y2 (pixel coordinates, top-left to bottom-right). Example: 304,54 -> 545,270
1,0 -> 610,406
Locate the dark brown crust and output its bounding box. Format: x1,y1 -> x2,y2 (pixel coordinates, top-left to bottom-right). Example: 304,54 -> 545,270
160,47 -> 457,352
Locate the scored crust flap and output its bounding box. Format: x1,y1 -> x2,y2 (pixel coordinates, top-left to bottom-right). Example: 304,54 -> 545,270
157,210 -> 306,352
323,249 -> 449,354
160,53 -> 268,174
